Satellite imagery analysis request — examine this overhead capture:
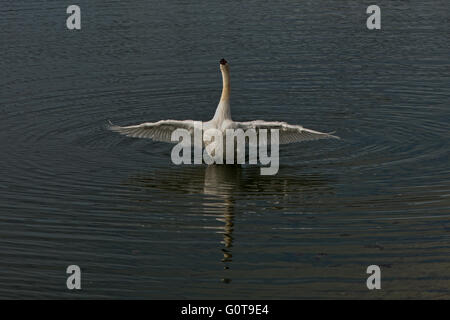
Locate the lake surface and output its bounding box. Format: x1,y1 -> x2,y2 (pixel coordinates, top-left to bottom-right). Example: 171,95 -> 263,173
0,0 -> 449,299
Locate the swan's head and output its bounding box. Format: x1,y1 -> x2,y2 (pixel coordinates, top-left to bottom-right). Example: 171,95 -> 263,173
220,58 -> 229,72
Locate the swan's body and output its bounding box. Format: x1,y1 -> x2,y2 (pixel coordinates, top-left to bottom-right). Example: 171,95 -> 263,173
109,59 -> 339,154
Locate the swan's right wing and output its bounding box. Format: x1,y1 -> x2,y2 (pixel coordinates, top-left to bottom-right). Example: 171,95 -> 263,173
108,120 -> 198,143
234,120 -> 339,144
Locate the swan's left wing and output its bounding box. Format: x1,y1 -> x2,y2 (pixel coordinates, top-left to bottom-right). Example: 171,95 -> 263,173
234,120 -> 339,144
109,120 -> 198,143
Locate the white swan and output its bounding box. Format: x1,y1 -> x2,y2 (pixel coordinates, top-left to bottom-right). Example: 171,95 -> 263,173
109,59 -> 339,147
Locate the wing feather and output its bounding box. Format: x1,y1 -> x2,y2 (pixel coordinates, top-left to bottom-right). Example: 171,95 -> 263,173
235,120 -> 339,144
108,120 -> 198,143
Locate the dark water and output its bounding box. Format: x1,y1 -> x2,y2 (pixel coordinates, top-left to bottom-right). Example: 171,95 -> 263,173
1,0 -> 449,299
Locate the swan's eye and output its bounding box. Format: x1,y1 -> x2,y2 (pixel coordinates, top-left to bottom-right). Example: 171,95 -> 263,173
220,58 -> 227,65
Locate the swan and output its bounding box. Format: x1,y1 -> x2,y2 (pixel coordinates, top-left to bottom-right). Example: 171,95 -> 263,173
109,59 -> 339,154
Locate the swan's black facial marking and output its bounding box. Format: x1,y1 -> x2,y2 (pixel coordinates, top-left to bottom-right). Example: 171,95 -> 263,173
220,58 -> 227,65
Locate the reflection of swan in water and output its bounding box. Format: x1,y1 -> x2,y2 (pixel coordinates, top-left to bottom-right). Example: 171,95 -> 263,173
203,165 -> 240,274
124,165 -> 333,282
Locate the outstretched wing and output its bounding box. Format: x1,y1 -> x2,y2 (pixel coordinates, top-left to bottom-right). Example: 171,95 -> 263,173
234,120 -> 339,144
108,120 -> 198,143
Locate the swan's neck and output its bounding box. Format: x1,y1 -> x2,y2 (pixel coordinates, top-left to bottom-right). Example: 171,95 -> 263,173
220,67 -> 230,102
213,100 -> 231,122
213,67 -> 231,122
